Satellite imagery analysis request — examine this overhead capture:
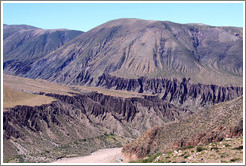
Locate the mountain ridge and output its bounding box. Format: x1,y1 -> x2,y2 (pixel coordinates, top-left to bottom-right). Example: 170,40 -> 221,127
3,19 -> 243,87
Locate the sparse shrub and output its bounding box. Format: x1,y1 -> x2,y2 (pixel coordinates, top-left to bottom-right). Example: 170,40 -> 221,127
224,143 -> 231,147
234,146 -> 243,150
230,158 -> 240,162
184,154 -> 190,159
220,154 -> 225,158
191,150 -> 194,153
180,152 -> 187,157
179,145 -> 194,151
211,147 -> 219,150
166,151 -> 172,155
129,160 -> 138,163
221,160 -> 228,163
17,155 -> 24,163
196,146 -> 207,152
132,152 -> 162,163
155,160 -> 165,163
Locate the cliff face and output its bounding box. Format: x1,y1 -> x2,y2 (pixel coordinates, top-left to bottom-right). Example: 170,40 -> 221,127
3,92 -> 191,162
96,74 -> 243,110
4,92 -> 191,140
121,96 -> 243,162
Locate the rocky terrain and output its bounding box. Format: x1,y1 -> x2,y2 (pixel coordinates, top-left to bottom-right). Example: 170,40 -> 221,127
121,96 -> 243,162
128,136 -> 243,163
3,75 -> 194,162
97,74 -> 243,111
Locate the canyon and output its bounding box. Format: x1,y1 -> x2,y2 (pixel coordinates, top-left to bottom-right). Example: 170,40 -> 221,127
2,18 -> 243,163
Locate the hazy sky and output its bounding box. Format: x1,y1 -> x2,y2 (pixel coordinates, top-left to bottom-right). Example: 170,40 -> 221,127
3,2 -> 244,32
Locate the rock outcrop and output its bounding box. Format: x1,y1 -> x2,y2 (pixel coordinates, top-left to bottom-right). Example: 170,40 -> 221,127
121,96 -> 243,162
3,91 -> 192,162
96,74 -> 243,110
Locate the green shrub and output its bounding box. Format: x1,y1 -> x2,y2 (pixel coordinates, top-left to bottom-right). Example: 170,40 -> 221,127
223,143 -> 231,147
155,160 -> 165,163
180,152 -> 187,157
196,146 -> 207,152
179,145 -> 194,151
131,152 -> 162,163
234,146 -> 243,150
211,147 -> 219,150
230,158 -> 240,162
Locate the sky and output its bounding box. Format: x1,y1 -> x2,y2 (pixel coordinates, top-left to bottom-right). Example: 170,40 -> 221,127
2,2 -> 244,32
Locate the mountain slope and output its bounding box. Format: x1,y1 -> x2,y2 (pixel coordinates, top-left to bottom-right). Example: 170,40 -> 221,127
3,24 -> 83,76
14,18 -> 243,86
121,96 -> 243,162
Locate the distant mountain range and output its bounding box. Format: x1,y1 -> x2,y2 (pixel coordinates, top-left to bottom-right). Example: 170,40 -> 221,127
3,24 -> 83,76
3,19 -> 243,86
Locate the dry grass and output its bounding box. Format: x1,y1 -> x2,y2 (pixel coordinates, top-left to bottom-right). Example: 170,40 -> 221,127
4,74 -> 77,96
3,74 -> 77,109
3,74 -> 154,109
3,85 -> 55,109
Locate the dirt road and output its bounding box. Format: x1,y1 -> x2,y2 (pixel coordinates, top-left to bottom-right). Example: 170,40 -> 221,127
52,148 -> 123,163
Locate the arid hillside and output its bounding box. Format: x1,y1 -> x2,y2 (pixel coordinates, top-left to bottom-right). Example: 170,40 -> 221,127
121,96 -> 243,162
3,19 -> 243,86
3,24 -> 83,76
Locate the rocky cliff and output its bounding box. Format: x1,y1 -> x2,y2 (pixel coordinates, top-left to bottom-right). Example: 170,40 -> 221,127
121,96 -> 243,162
3,91 -> 191,162
96,74 -> 243,110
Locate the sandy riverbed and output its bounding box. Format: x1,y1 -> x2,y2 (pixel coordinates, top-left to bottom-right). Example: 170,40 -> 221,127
52,148 -> 123,163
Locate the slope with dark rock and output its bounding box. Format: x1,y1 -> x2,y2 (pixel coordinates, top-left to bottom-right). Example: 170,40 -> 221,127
13,18 -> 243,86
96,74 -> 243,110
3,91 -> 191,162
121,96 -> 243,162
3,24 -> 83,76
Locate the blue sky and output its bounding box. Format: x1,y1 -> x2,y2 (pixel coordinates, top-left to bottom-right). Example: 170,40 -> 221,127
3,2 -> 244,32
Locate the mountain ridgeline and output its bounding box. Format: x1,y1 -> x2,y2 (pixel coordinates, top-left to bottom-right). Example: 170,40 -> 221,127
3,24 -> 83,76
3,19 -> 243,87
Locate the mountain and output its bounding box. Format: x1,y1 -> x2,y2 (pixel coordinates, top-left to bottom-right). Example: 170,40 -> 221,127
3,24 -> 83,76
121,96 -> 243,162
2,19 -> 244,163
6,18 -> 242,86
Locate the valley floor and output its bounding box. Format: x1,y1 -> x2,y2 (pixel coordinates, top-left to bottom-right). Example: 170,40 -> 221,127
52,148 -> 123,163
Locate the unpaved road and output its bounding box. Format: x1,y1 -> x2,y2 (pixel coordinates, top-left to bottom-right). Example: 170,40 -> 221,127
52,148 -> 123,163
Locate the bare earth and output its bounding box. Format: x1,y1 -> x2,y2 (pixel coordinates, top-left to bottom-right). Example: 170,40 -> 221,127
52,148 -> 123,163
